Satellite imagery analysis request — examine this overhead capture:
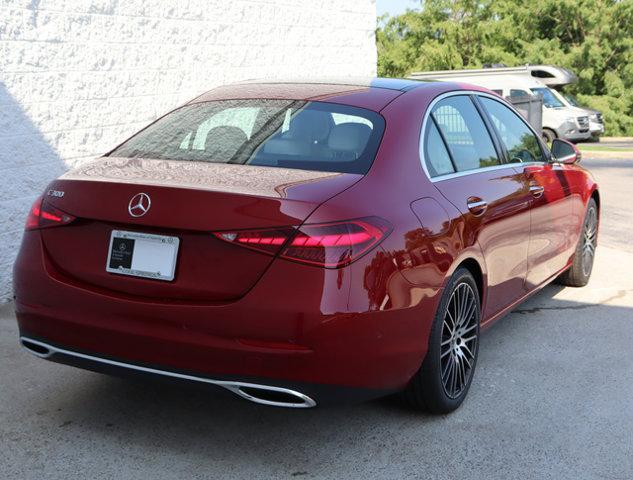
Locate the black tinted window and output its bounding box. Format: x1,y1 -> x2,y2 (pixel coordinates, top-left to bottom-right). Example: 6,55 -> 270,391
480,97 -> 544,163
432,96 -> 500,172
424,121 -> 455,177
530,87 -> 564,108
510,89 -> 529,98
109,100 -> 385,175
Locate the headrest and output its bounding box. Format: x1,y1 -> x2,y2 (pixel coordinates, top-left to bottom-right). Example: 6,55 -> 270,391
204,126 -> 248,157
327,123 -> 372,154
288,110 -> 331,142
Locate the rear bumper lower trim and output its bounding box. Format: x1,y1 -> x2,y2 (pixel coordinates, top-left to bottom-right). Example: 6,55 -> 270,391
20,336 -> 316,409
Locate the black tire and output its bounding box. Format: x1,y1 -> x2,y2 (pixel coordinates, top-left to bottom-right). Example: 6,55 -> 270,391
542,128 -> 556,145
403,268 -> 481,413
557,198 -> 598,287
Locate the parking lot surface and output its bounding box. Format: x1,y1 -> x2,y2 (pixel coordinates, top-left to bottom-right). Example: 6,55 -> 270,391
1,156 -> 632,480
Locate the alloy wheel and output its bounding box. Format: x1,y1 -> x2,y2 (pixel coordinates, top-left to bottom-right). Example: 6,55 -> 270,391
440,283 -> 479,399
582,206 -> 598,277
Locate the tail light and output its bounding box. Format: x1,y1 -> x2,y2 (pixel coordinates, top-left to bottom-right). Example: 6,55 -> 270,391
25,196 -> 76,231
213,217 -> 391,268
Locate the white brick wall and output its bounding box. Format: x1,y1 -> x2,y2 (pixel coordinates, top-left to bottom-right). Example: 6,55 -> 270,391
0,0 -> 377,301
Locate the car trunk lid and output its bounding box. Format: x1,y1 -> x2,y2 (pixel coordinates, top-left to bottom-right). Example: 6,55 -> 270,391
40,157 -> 361,301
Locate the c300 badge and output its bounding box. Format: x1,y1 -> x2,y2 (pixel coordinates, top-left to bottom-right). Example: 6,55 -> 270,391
47,190 -> 65,198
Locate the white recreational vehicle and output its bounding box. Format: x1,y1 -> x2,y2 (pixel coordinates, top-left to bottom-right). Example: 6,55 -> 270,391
409,66 -> 594,143
526,65 -> 604,140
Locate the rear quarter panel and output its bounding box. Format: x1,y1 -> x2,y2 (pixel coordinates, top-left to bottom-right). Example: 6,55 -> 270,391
305,84 -> 488,317
567,163 -> 599,238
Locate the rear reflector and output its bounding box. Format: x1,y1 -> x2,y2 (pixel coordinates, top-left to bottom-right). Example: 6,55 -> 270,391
25,196 -> 76,231
213,217 -> 391,268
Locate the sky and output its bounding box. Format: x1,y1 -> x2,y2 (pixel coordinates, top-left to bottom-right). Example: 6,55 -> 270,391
376,0 -> 420,18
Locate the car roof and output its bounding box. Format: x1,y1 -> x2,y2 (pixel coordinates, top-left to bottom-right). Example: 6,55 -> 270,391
234,77 -> 435,92
189,77 -> 448,112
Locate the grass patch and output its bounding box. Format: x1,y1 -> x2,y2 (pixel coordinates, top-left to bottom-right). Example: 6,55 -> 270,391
579,145 -> 633,152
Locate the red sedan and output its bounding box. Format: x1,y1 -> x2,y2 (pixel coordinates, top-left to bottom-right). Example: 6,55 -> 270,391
14,79 -> 599,412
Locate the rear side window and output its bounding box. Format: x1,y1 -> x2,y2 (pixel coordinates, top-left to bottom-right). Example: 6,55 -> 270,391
423,121 -> 455,177
110,100 -> 385,175
479,97 -> 544,163
431,96 -> 500,172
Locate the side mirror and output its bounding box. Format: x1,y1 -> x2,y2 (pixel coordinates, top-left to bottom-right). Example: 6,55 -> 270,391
551,138 -> 581,164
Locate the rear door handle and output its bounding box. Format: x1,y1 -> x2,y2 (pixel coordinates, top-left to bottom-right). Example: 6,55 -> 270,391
530,185 -> 545,198
467,197 -> 488,216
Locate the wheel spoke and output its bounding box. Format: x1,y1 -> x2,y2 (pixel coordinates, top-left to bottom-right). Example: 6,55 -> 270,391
457,355 -> 466,389
456,356 -> 464,387
454,287 -> 462,323
462,343 -> 475,359
462,354 -> 472,369
445,309 -> 456,331
461,298 -> 476,328
461,324 -> 477,335
442,356 -> 453,381
459,286 -> 468,323
450,359 -> 458,395
462,334 -> 477,343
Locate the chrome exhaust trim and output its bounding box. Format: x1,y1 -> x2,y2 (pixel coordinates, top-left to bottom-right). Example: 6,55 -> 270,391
19,337 -> 316,408
21,338 -> 54,358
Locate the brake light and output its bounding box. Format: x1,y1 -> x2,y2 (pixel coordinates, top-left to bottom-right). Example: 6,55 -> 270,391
213,217 -> 391,268
25,196 -> 76,231
214,227 -> 295,256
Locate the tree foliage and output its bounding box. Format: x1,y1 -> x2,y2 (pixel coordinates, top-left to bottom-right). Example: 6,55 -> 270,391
377,0 -> 633,135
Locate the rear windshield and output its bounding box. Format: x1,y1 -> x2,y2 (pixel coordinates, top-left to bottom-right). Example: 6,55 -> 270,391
109,100 -> 385,175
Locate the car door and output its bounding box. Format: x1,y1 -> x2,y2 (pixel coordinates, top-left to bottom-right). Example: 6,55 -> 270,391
423,94 -> 532,319
477,95 -> 575,290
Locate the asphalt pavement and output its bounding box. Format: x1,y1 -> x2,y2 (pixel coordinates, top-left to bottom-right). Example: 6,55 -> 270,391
1,156 -> 632,480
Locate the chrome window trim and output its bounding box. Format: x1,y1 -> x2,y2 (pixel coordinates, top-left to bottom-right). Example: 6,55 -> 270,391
419,90 -> 548,183
425,161 -> 544,182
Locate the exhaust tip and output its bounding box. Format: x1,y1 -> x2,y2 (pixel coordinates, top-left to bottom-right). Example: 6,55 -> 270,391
21,338 -> 53,358
223,383 -> 316,408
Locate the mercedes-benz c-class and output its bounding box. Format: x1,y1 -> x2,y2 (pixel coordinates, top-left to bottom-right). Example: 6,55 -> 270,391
14,79 -> 599,412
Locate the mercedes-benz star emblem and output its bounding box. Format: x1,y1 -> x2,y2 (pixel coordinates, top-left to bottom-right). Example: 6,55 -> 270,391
128,193 -> 151,217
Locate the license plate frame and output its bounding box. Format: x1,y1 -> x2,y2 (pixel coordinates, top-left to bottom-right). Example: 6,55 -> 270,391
106,230 -> 180,282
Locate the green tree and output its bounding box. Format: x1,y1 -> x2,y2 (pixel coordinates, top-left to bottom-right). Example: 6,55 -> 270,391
377,0 -> 633,135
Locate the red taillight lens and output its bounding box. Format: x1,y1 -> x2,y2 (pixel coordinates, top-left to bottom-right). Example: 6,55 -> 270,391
213,217 -> 391,268
213,227 -> 295,255
25,196 -> 76,231
25,197 -> 43,230
281,218 -> 391,267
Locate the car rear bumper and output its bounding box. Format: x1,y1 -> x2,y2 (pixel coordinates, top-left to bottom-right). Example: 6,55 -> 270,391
13,231 -> 436,406
18,335 -> 397,407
